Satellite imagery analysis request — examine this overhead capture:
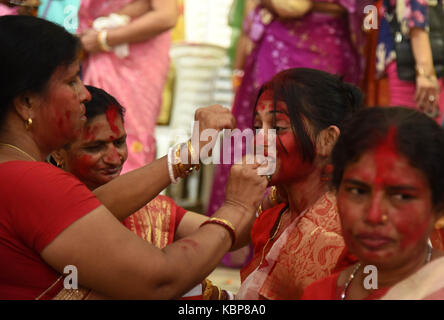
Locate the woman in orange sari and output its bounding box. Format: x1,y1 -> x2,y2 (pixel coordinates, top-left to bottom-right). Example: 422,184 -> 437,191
302,107 -> 444,300
235,68 -> 363,300
51,85 -> 231,299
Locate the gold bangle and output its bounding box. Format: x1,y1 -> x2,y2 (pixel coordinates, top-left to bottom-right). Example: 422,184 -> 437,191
200,218 -> 236,249
202,279 -> 214,300
97,30 -> 111,52
187,140 -> 200,170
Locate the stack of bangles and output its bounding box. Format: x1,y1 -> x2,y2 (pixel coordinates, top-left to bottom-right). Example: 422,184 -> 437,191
167,140 -> 201,184
200,218 -> 236,250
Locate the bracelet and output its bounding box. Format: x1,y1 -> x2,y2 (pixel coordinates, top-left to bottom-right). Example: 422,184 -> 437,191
415,65 -> 436,80
187,139 -> 200,170
167,145 -> 179,184
200,218 -> 236,249
168,142 -> 200,183
97,30 -> 112,52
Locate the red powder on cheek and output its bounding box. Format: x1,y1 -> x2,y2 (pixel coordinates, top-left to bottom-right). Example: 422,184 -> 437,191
106,107 -> 120,137
396,209 -> 431,249
273,132 -> 313,183
74,154 -> 95,178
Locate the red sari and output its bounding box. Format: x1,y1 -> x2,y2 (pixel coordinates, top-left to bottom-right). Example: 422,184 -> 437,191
47,195 -> 186,300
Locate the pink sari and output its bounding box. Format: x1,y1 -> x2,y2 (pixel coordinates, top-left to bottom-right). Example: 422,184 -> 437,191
78,0 -> 171,172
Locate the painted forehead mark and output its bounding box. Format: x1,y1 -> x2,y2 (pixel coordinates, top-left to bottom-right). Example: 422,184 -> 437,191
374,126 -> 399,185
82,124 -> 96,142
106,106 -> 121,137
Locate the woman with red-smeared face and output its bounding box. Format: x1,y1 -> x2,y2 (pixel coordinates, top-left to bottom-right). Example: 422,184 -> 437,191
56,111 -> 128,190
302,107 -> 444,300
338,128 -> 436,270
237,68 -> 364,300
254,90 -> 315,186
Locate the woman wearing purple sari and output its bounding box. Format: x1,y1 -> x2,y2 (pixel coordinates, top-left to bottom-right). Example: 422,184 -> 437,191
208,0 -> 370,268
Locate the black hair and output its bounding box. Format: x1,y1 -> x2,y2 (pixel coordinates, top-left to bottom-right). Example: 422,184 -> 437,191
0,15 -> 81,128
332,107 -> 444,212
254,68 -> 363,163
84,86 -> 125,122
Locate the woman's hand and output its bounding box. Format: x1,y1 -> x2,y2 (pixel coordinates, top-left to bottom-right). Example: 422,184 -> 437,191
192,105 -> 236,162
218,156 -> 269,248
410,28 -> 440,118
261,0 -> 313,19
415,74 -> 440,118
80,29 -> 102,55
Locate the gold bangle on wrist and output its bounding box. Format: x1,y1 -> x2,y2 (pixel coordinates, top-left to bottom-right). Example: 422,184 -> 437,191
97,30 -> 111,52
200,218 -> 236,249
187,139 -> 200,171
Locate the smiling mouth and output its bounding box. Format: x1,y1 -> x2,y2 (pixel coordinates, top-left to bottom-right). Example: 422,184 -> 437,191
100,167 -> 121,176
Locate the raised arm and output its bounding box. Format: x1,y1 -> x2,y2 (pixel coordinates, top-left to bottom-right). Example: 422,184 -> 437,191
41,160 -> 267,299
93,105 -> 236,221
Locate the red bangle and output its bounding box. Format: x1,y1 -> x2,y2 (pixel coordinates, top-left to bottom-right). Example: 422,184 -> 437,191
200,218 -> 236,249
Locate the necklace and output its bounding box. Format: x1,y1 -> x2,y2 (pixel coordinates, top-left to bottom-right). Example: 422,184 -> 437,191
0,143 -> 37,161
259,206 -> 289,265
340,244 -> 433,300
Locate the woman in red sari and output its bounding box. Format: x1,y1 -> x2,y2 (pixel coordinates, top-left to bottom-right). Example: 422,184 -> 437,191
302,107 -> 444,300
236,68 -> 363,300
51,85 -> 229,299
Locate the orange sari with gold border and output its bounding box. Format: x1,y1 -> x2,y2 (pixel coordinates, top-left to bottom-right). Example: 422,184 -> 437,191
237,192 -> 356,300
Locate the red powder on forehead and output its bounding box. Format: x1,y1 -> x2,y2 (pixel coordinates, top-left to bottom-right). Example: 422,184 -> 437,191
373,126 -> 399,185
260,90 -> 274,100
106,106 -> 120,136
82,125 -> 96,142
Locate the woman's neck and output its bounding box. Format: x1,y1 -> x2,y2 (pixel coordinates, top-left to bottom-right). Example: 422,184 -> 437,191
375,247 -> 442,289
0,127 -> 44,162
350,245 -> 442,299
283,166 -> 328,218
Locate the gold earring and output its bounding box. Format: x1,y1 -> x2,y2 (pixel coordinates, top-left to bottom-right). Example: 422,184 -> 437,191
56,160 -> 65,169
435,217 -> 444,230
25,118 -> 33,130
381,214 -> 388,223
